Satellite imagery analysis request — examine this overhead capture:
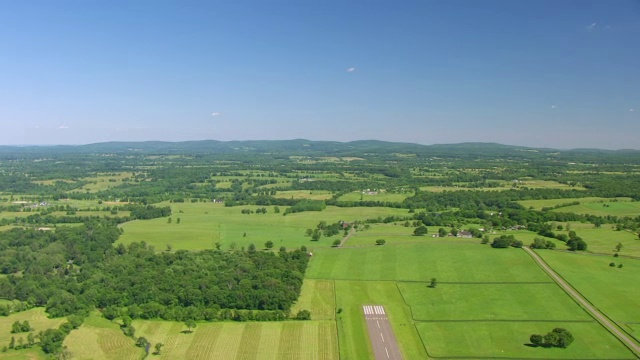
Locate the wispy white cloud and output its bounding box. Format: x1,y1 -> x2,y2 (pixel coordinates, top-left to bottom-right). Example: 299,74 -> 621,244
630,108 -> 635,112
587,22 -> 597,31
58,125 -> 69,129
550,105 -> 557,109
211,112 -> 221,117
346,67 -> 356,73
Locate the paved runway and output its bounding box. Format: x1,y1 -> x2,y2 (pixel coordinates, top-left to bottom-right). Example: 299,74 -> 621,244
363,305 -> 403,360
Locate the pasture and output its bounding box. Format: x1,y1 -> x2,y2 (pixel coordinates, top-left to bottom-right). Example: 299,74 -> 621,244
536,250 -> 640,326
553,200 -> 640,217
273,190 -> 333,201
398,282 -> 590,321
337,191 -> 410,203
117,203 -> 410,251
417,321 -> 635,359
73,172 -> 134,193
306,242 -> 550,282
517,197 -> 631,211
555,222 -> 640,257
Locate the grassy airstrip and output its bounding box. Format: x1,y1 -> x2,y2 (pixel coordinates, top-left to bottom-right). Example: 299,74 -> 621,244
305,234 -> 637,359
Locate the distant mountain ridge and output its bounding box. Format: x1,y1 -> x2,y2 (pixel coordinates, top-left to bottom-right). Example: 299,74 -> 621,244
0,140 -> 639,160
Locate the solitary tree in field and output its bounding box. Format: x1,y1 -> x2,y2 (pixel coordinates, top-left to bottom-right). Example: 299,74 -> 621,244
375,239 -> 386,245
413,226 -> 428,236
332,239 -> 341,247
616,242 -> 623,252
154,342 -> 164,355
265,241 -> 274,250
184,320 -> 196,333
429,278 -> 437,288
167,217 -> 172,224
176,217 -> 181,224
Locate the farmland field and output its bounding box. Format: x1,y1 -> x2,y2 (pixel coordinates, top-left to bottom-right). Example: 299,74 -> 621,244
417,321 -> 635,359
553,201 -> 640,217
554,222 -> 640,257
291,279 -> 336,320
306,242 -> 550,282
117,203 -> 410,251
64,313 -> 143,360
398,282 -> 591,321
0,308 -> 66,348
337,191 -> 410,203
273,190 -> 333,200
518,197 -> 631,210
536,250 -> 640,326
126,319 -> 338,360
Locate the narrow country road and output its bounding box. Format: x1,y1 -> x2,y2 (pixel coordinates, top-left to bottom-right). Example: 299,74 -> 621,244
523,247 -> 640,358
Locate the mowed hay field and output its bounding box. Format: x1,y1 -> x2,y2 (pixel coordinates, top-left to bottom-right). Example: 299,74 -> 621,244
291,279 -> 336,320
131,320 -> 338,360
117,203 -> 410,251
64,314 -> 142,360
0,308 -> 66,348
0,308 -> 64,360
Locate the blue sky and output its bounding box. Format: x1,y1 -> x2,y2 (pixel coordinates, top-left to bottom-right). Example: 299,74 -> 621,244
1,0 -> 638,149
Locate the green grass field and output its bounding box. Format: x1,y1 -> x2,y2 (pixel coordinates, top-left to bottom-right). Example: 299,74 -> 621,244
117,203 -> 410,251
554,222 -> 640,257
337,191 -> 410,203
398,282 -> 591,321
553,201 -> 640,217
518,197 -> 631,210
64,313 -> 143,360
536,250 -> 640,326
273,190 -> 333,200
291,279 -> 336,320
417,321 -> 635,359
0,308 -> 66,349
307,242 -> 549,282
127,319 -> 338,360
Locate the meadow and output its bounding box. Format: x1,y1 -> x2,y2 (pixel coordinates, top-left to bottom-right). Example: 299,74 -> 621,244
556,222 -> 640,257
337,191 -> 410,203
417,321 -> 635,359
553,200 -> 640,217
117,203 -> 410,251
517,197 -> 631,210
273,190 -> 333,200
306,242 -> 550,282
537,250 -> 640,327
